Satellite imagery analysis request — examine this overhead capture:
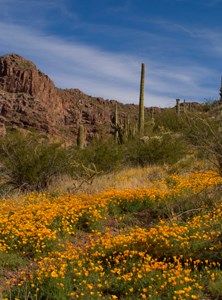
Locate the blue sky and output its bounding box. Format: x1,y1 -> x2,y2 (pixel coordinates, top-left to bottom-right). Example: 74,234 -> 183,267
0,0 -> 222,107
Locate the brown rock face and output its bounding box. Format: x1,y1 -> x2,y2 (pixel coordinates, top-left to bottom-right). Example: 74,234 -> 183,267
0,54 -> 64,132
0,53 -> 142,142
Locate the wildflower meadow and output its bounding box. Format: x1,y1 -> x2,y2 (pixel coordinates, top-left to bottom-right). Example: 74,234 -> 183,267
1,169 -> 222,299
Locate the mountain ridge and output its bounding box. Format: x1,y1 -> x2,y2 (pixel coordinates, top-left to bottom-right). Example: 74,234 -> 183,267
0,53 -> 149,142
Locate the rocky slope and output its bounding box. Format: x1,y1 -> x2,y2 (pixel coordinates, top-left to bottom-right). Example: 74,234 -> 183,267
0,53 -> 144,142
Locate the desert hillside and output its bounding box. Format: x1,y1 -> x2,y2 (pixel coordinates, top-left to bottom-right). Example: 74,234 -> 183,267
0,54 -> 159,143
1,54 -> 222,300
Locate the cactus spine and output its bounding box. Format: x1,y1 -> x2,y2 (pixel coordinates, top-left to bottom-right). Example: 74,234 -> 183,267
139,63 -> 145,137
77,124 -> 85,149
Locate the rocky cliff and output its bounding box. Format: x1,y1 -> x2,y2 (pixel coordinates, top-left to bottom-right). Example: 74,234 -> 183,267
0,53 -> 143,142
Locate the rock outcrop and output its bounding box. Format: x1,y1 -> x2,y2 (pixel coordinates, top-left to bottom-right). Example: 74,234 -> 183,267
0,54 -> 65,134
0,53 -> 143,142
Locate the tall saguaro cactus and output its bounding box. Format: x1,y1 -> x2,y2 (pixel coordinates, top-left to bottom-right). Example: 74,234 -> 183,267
139,63 -> 145,137
220,76 -> 222,102
114,103 -> 119,144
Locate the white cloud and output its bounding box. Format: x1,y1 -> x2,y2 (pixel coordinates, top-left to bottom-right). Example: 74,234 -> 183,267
0,21 -> 219,107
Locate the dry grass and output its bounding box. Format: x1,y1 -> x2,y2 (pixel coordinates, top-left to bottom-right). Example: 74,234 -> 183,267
48,165 -> 169,194
47,155 -> 213,195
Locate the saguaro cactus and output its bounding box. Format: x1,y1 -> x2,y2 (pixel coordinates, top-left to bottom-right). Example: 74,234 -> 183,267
183,100 -> 186,113
112,103 -> 124,144
114,103 -> 119,144
139,63 -> 145,136
220,76 -> 222,102
77,124 -> 85,149
150,107 -> 155,127
176,98 -> 180,116
125,115 -> 130,140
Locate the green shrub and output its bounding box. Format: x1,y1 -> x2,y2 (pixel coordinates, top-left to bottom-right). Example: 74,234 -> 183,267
154,109 -> 186,132
126,133 -> 187,167
0,252 -> 27,270
208,275 -> 222,299
184,113 -> 222,174
0,132 -> 70,192
71,133 -> 187,173
0,127 -> 187,194
73,141 -> 125,173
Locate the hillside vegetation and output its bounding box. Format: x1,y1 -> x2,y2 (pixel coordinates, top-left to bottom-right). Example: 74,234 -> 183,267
1,101 -> 222,299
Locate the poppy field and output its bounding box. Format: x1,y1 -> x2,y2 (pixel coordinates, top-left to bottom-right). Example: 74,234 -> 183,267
1,169 -> 222,299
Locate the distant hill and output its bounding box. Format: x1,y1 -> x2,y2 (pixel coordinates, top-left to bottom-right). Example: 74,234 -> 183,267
0,53 -> 205,143
0,53 -> 149,142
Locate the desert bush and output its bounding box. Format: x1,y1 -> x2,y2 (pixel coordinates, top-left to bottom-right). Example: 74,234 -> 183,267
153,109 -> 186,132
72,133 -> 187,173
0,125 -> 189,194
125,133 -> 187,167
201,99 -> 219,112
184,112 -> 222,174
72,141 -> 126,173
0,132 -> 102,194
0,132 -> 72,192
